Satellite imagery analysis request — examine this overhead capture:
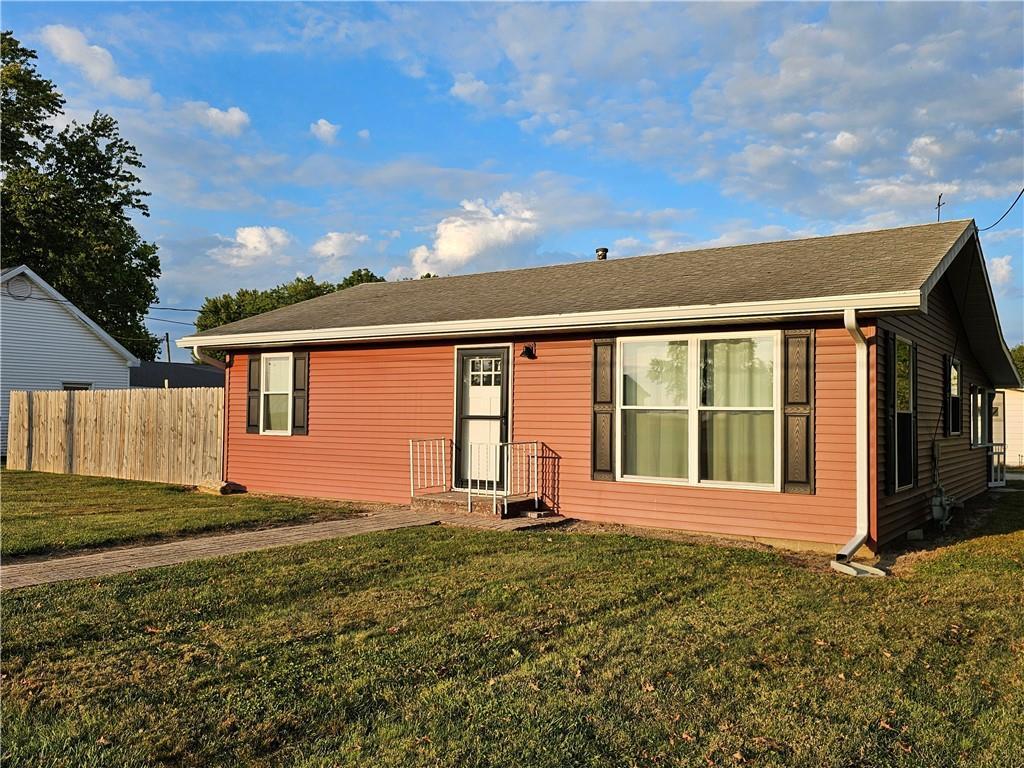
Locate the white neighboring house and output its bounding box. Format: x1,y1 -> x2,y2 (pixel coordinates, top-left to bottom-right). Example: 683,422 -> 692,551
1,265 -> 139,455
1000,388 -> 1024,469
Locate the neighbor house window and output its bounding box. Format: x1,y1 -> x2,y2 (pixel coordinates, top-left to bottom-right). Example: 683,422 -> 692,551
260,352 -> 293,434
617,332 -> 779,489
894,337 -> 915,490
62,382 -> 92,391
946,358 -> 962,436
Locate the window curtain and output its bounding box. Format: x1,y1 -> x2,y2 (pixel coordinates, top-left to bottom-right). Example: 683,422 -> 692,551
700,338 -> 774,484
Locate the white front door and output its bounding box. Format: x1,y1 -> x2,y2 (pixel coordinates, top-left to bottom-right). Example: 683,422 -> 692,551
456,349 -> 509,489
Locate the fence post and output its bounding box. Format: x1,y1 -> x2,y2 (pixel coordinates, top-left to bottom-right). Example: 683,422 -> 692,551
65,390 -> 75,474
25,391 -> 34,471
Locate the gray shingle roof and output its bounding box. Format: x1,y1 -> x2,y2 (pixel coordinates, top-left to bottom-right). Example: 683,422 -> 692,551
193,220 -> 973,338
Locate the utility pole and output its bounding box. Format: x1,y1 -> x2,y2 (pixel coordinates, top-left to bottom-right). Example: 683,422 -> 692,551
165,332 -> 172,363
936,193 -> 945,222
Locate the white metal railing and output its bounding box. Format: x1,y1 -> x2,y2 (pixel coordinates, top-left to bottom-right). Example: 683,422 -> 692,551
409,438 -> 451,497
989,444 -> 1007,487
465,441 -> 540,516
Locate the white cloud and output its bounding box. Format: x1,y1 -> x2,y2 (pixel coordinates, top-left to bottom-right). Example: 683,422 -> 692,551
831,131 -> 861,154
310,118 -> 340,145
989,255 -> 1014,291
907,135 -> 943,177
311,231 -> 370,276
40,25 -> 152,100
183,102 -> 251,137
450,73 -> 490,105
401,192 -> 540,276
357,128 -> 371,140
208,226 -> 292,267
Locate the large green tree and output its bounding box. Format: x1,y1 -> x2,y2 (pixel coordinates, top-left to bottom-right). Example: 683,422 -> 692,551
1011,342 -> 1024,384
1,32 -> 160,360
195,270 -> 385,361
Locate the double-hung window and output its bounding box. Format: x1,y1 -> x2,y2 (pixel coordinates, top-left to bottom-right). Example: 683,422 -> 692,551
621,339 -> 689,480
260,352 -> 293,434
699,337 -> 776,485
894,337 -> 915,490
617,332 -> 780,489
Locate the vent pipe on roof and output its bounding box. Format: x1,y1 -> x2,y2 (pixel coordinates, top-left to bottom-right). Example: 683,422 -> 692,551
595,247 -> 608,260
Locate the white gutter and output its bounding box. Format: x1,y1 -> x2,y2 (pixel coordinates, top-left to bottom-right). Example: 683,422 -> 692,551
832,309 -> 884,577
193,347 -> 226,370
177,290 -> 922,350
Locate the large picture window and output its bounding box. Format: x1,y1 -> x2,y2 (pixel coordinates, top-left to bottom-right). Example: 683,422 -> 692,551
894,337 -> 915,490
617,332 -> 780,490
260,352 -> 293,434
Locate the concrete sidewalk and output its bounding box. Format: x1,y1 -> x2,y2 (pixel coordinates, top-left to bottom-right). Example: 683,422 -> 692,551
1,510 -> 436,591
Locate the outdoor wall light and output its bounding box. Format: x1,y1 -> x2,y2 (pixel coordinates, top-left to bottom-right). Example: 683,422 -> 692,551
520,342 -> 537,360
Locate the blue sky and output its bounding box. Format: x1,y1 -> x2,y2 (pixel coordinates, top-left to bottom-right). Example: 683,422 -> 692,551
5,2 -> 1023,360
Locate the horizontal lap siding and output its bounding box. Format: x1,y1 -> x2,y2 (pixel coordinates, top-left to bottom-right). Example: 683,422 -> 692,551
225,326 -> 858,546
511,327 -> 857,545
876,278 -> 989,545
226,344 -> 453,502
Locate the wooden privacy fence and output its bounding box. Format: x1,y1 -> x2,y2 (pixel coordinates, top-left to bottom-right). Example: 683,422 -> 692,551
6,387 -> 223,486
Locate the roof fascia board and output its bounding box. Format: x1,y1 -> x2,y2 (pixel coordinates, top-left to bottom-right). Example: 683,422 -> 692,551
918,220 -> 976,314
4,265 -> 141,366
178,290 -> 921,349
968,234 -> 1022,387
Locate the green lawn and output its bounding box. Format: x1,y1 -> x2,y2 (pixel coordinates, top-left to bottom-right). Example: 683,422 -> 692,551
0,470 -> 360,557
2,484 -> 1023,767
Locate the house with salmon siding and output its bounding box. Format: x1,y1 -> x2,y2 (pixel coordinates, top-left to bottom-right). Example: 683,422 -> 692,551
178,219 -> 1020,562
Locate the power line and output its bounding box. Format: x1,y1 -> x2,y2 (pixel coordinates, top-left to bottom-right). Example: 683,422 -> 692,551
14,293 -> 199,311
978,187 -> 1024,232
144,315 -> 195,327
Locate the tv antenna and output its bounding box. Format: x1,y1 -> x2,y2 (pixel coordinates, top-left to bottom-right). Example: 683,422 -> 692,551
936,193 -> 946,222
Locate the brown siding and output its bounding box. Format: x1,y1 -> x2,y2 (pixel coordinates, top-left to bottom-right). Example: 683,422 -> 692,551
875,278 -> 991,545
225,323 -> 862,548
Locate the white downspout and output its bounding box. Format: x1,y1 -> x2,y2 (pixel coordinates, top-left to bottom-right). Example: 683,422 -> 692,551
833,309 -> 882,575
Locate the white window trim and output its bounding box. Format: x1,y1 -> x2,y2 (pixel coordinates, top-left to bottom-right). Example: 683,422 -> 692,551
615,330 -> 783,492
259,351 -> 294,436
451,343 -> 514,493
893,336 -> 915,492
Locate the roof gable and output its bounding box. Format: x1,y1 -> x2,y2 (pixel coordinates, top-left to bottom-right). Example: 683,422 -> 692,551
2,265 -> 140,366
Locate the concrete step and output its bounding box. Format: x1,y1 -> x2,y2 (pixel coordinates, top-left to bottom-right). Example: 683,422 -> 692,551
411,491 -> 548,519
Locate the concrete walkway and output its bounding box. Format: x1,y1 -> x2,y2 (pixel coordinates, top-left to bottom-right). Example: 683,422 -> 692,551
0,508 -> 569,591
1,510 -> 435,591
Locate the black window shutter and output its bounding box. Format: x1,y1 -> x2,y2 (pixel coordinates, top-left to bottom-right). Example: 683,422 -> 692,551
246,355 -> 260,434
292,351 -> 309,436
592,339 -> 615,481
783,329 -> 815,493
883,331 -> 896,496
911,342 -> 919,488
942,353 -> 950,437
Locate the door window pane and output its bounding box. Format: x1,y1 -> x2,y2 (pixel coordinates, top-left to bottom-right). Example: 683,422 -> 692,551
699,411 -> 774,484
263,393 -> 289,431
622,410 -> 688,479
701,338 -> 774,407
622,340 -> 688,406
